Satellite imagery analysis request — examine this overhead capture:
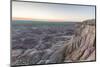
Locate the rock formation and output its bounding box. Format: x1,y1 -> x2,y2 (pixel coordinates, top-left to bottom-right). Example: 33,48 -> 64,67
11,19 -> 96,66
64,19 -> 96,62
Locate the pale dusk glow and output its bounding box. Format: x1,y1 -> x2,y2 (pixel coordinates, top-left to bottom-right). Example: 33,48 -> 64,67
12,1 -> 95,22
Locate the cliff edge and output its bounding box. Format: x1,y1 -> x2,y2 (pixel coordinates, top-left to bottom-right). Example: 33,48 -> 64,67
64,19 -> 96,62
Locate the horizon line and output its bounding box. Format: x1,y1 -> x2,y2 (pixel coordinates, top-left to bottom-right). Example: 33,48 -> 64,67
12,17 -> 89,22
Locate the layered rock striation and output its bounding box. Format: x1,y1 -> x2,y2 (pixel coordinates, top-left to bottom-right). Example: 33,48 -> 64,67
64,19 -> 96,62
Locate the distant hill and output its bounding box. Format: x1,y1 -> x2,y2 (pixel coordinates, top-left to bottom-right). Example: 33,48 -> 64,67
82,19 -> 95,25
12,20 -> 79,27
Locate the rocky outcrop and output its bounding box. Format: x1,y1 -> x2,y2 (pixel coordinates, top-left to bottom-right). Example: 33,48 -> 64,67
11,19 -> 96,66
64,19 -> 96,62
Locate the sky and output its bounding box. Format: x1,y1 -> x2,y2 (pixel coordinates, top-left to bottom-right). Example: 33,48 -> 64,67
12,1 -> 95,22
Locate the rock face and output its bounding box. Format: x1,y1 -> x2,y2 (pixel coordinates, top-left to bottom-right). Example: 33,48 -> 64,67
64,19 -> 96,62
11,19 -> 96,66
